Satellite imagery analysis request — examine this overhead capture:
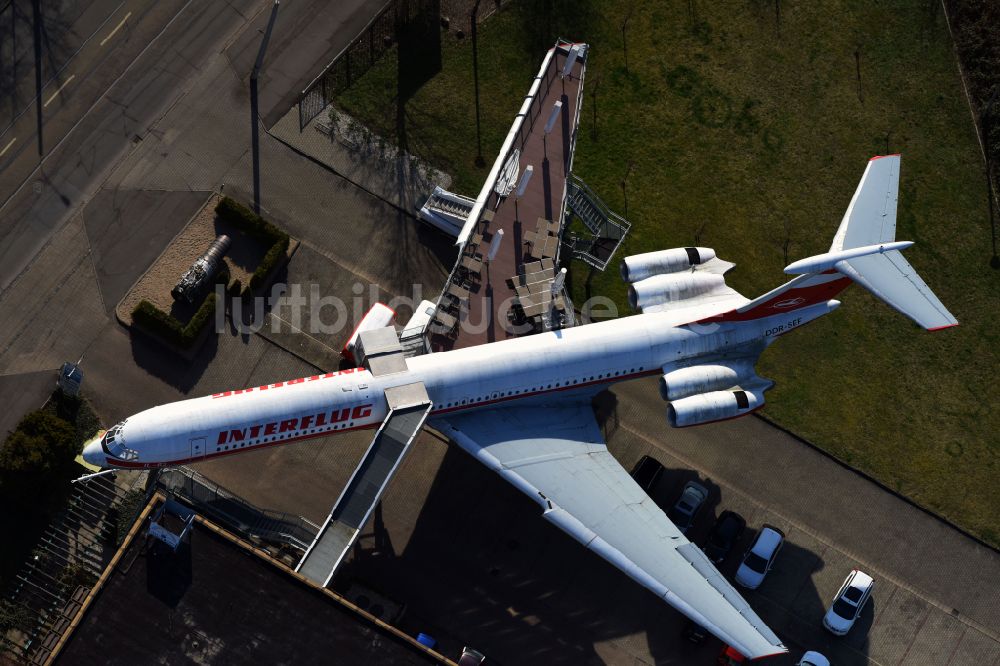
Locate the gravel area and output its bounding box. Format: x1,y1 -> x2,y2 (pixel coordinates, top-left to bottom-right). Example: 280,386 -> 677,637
115,192 -> 294,327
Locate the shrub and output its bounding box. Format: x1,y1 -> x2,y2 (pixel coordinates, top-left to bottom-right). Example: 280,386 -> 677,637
248,234 -> 290,292
46,389 -> 101,450
132,293 -> 217,350
0,411 -> 78,510
215,196 -> 290,295
215,196 -> 288,245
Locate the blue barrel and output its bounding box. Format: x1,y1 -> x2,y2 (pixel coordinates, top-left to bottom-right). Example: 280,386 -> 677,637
416,633 -> 437,648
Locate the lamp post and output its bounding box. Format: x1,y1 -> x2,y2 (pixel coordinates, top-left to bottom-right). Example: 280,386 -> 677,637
486,228 -> 504,263
543,100 -> 562,159
514,164 -> 533,223
251,1 -> 280,214
32,0 -> 42,156
560,45 -> 578,94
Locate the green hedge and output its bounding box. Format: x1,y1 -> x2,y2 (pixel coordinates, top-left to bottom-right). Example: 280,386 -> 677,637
215,196 -> 288,244
215,196 -> 290,295
132,293 -> 217,349
248,234 -> 290,292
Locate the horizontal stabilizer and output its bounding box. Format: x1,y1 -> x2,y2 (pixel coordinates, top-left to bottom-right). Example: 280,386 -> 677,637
835,251 -> 958,330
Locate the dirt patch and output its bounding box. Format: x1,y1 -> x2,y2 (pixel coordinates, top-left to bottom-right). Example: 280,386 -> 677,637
115,193 -> 297,327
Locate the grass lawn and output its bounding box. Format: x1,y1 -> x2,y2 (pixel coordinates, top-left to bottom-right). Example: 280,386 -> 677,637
336,1 -> 999,545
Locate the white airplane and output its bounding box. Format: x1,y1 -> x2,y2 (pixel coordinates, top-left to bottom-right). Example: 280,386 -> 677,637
83,155 -> 955,659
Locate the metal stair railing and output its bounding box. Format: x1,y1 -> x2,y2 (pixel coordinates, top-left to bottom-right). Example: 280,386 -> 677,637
158,467 -> 319,552
566,174 -> 630,241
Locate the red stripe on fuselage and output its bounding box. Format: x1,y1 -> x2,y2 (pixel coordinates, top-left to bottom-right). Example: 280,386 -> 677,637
110,367 -> 665,469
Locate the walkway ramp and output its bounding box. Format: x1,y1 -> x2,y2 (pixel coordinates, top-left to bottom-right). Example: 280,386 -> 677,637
296,383 -> 431,587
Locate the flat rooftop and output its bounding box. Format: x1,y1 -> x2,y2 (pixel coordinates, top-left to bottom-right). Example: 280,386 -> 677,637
55,505 -> 445,665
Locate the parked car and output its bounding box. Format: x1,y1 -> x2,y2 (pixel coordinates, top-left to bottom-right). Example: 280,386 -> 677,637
823,569 -> 874,635
703,510 -> 746,563
717,645 -> 747,664
667,480 -> 709,534
796,651 -> 831,666
630,455 -> 664,493
734,525 -> 784,589
682,619 -> 708,644
458,647 -> 486,666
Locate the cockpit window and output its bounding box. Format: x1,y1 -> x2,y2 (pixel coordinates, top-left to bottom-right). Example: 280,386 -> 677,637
101,422 -> 137,460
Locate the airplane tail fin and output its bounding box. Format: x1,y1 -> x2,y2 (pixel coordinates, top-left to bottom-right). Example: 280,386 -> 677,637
707,155 -> 957,330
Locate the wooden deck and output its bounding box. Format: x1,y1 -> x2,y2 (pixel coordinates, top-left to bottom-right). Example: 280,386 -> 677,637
428,44 -> 584,352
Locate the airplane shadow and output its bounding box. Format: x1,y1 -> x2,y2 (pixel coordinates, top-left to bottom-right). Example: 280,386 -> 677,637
333,412 -> 875,665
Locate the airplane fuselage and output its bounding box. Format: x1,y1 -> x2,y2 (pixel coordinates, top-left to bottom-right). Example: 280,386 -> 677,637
86,300 -> 835,469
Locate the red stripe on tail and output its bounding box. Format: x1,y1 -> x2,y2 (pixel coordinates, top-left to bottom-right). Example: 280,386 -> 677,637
699,276 -> 852,324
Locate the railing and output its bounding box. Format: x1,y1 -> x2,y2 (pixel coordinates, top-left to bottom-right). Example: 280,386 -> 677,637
1,471 -> 149,664
297,0 -> 436,130
158,467 -> 318,552
565,173 -> 631,271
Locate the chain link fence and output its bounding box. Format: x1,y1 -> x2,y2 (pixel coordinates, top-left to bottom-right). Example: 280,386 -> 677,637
298,0 -> 437,130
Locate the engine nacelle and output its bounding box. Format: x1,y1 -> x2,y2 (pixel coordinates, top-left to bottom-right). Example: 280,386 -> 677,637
619,247 -> 716,283
659,360 -> 757,401
342,303 -> 396,363
628,271 -> 725,312
666,389 -> 764,428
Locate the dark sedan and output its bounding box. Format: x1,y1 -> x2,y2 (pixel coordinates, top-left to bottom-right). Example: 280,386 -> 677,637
703,510 -> 746,563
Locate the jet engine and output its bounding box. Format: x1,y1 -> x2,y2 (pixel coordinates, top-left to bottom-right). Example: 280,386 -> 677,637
619,247 -> 716,283
659,360 -> 757,401
628,272 -> 725,312
666,388 -> 765,428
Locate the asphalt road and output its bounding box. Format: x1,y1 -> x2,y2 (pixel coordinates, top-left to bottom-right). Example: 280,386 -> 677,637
0,0 -> 243,292
0,0 -> 996,664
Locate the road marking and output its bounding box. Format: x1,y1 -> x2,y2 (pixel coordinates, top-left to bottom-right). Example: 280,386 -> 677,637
100,11 -> 132,46
0,137 -> 15,157
43,75 -> 77,108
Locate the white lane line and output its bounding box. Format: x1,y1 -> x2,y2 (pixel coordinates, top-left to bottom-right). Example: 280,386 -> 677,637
43,75 -> 77,108
0,137 -> 15,157
99,11 -> 132,46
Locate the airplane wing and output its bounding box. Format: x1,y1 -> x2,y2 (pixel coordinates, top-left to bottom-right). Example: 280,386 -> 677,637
433,402 -> 786,660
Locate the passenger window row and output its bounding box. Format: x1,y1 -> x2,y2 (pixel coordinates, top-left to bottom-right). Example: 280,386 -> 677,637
439,367 -> 644,409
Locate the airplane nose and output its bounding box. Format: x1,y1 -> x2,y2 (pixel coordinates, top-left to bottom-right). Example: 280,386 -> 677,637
82,439 -> 107,467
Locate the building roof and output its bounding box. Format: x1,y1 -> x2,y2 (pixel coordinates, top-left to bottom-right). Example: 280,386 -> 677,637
56,507 -> 447,665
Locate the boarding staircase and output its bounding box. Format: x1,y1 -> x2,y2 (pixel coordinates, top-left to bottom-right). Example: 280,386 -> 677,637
565,174 -> 631,271
418,186 -> 476,237
296,386 -> 432,587
158,467 -> 318,552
